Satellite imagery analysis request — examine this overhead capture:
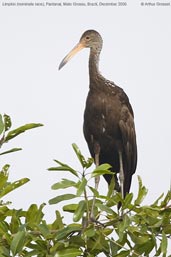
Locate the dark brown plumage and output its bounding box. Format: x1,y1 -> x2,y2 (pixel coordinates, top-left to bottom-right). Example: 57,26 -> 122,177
59,30 -> 137,198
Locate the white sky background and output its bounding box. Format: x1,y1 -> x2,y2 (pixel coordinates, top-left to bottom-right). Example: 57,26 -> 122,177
0,0 -> 171,226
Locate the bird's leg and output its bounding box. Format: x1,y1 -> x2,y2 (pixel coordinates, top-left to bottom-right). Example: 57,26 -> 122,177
90,143 -> 100,221
119,151 -> 124,199
94,150 -> 100,189
118,151 -> 124,216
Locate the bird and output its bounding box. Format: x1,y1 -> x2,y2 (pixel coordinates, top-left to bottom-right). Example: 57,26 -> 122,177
59,30 -> 137,207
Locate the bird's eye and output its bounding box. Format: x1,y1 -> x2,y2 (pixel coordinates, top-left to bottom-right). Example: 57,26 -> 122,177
86,36 -> 90,40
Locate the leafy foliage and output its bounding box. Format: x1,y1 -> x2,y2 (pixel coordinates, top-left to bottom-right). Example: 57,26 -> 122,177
0,114 -> 171,256
0,113 -> 43,155
48,144 -> 171,257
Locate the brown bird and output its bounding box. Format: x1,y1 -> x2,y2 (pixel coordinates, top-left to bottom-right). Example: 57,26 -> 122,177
59,30 -> 137,204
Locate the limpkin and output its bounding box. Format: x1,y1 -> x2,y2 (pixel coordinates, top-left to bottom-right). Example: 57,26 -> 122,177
59,30 -> 137,207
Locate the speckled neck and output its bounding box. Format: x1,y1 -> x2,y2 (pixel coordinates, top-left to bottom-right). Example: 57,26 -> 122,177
89,48 -> 102,86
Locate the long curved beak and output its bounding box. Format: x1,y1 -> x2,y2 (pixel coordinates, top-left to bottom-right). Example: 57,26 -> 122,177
58,42 -> 84,70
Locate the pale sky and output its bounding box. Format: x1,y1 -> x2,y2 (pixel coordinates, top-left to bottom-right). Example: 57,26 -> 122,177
0,0 -> 171,224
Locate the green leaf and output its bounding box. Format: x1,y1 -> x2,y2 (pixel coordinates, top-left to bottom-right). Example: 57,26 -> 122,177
49,194 -> 77,205
84,226 -> 96,237
0,220 -> 10,234
0,178 -> 30,198
128,230 -> 149,245
161,231 -> 167,256
25,203 -> 45,225
134,176 -> 148,205
91,232 -> 109,252
76,177 -> 87,196
55,224 -> 81,241
118,215 -> 130,241
103,228 -> 113,236
55,248 -> 82,257
51,179 -> 78,190
37,223 -> 50,237
10,231 -> 25,256
88,186 -> 99,197
5,123 -> 43,142
0,168 -> 9,188
73,200 -> 86,222
0,206 -> 9,217
110,240 -> 119,256
85,157 -> 94,168
10,210 -> 23,233
0,245 -> 10,257
0,148 -> 22,156
63,204 -> 78,213
107,175 -> 115,198
26,204 -> 38,224
161,190 -> 171,207
163,224 -> 171,234
2,164 -> 10,172
0,114 -> 5,135
72,143 -> 87,168
91,164 -> 113,177
152,193 -> 164,206
4,114 -> 12,132
24,250 -> 40,257
122,193 -> 133,209
49,160 -> 78,177
51,210 -> 64,230
95,203 -> 116,215
134,239 -> 155,255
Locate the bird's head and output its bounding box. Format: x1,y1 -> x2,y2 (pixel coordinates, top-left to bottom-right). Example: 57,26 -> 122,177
79,30 -> 103,49
58,30 -> 103,70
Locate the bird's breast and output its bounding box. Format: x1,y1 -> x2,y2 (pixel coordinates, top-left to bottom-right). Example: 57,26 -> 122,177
84,91 -> 122,141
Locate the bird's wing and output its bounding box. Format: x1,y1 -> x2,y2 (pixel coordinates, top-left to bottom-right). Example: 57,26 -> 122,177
116,86 -> 134,117
119,105 -> 137,196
